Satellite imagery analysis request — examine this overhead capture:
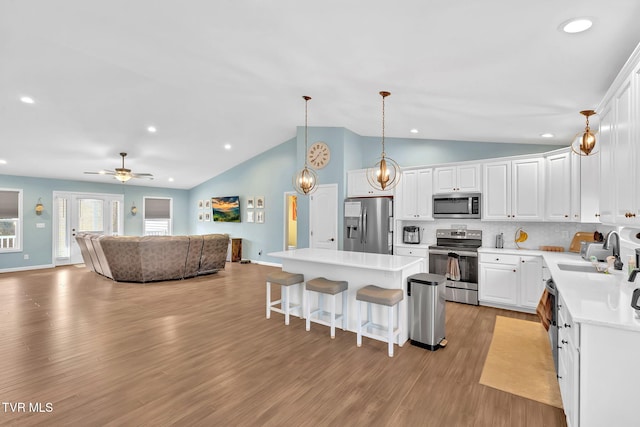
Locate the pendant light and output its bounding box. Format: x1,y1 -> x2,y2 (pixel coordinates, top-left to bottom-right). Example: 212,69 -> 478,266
293,96 -> 318,195
571,110 -> 598,156
367,91 -> 400,191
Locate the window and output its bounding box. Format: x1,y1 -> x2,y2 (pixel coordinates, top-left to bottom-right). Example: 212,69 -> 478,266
0,189 -> 22,252
144,197 -> 172,236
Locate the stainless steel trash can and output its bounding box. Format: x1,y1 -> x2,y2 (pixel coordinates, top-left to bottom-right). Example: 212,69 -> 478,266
407,273 -> 446,350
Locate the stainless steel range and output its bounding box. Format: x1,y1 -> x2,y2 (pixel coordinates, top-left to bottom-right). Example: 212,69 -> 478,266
428,229 -> 482,305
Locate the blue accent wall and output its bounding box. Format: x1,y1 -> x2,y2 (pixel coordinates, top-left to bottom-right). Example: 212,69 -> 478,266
0,174 -> 189,270
0,126 -> 559,270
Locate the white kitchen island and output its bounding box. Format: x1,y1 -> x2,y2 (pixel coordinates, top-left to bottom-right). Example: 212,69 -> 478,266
268,248 -> 425,345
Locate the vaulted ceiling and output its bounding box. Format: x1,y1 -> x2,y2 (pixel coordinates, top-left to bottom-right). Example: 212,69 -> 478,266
2,1 -> 640,189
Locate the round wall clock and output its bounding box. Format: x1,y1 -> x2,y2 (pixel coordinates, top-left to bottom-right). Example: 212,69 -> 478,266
307,142 -> 331,169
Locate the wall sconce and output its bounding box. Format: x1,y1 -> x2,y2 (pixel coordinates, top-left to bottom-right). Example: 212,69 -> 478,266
131,202 -> 138,215
35,198 -> 44,215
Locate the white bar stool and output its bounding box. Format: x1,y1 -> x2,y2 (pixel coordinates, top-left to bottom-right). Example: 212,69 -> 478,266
266,271 -> 304,325
356,285 -> 404,357
305,277 -> 348,339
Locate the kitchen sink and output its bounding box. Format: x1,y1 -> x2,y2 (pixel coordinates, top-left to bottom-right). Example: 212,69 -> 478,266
557,263 -> 601,273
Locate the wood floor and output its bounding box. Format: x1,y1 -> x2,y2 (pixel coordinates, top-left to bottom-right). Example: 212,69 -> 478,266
0,262 -> 566,426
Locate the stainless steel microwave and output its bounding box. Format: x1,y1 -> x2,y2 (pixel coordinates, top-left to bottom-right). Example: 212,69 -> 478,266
432,193 -> 481,219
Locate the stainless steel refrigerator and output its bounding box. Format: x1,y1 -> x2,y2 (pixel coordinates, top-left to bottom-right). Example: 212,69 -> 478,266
344,197 -> 393,254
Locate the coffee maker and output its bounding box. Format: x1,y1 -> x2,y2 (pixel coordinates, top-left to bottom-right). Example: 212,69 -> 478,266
403,226 -> 421,244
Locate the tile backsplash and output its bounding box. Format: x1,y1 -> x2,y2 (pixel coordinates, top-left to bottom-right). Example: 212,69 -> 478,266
398,219 -> 614,251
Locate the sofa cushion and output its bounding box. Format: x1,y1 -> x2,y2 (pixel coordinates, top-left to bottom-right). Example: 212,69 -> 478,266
199,234 -> 230,274
184,235 -> 204,278
138,236 -> 190,282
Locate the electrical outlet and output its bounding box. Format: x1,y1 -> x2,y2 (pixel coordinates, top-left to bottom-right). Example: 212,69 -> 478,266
23,254 -> 29,260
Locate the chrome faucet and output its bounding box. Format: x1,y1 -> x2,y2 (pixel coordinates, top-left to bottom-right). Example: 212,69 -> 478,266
602,230 -> 623,271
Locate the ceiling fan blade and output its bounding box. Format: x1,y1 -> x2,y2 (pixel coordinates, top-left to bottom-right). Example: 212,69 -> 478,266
131,173 -> 154,179
84,170 -> 116,175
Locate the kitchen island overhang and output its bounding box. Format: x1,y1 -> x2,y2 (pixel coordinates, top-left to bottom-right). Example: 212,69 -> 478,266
268,248 -> 425,345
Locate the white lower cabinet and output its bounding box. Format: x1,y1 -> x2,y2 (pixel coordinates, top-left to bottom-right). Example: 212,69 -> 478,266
557,293 -> 579,427
395,246 -> 428,271
478,251 -> 543,312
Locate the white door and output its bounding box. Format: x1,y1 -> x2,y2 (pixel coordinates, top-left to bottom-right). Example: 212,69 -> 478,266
309,184 -> 338,250
54,192 -> 123,265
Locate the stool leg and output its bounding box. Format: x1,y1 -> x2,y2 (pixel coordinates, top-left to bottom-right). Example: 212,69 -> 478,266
266,282 -> 271,319
388,305 -> 394,357
357,300 -> 362,347
284,285 -> 290,325
397,300 -> 403,347
330,293 -> 336,339
299,283 -> 305,319
305,289 -> 311,331
342,290 -> 348,331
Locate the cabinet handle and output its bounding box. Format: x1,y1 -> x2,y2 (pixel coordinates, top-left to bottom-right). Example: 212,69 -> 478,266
564,214 -> 569,218
557,374 -> 563,379
558,304 -> 562,308
521,260 -> 525,263
495,258 -> 500,261
595,213 -> 600,217
564,323 -> 571,328
561,339 -> 568,344
513,269 -> 516,273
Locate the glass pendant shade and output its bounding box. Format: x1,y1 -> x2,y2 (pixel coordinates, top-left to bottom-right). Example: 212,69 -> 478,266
571,110 -> 598,156
367,91 -> 400,191
293,95 -> 319,195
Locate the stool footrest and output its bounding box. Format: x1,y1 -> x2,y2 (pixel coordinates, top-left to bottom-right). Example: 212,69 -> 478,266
359,321 -> 400,343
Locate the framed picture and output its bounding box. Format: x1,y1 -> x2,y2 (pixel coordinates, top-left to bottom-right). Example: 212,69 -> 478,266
211,196 -> 241,222
257,210 -> 264,223
198,212 -> 204,222
256,196 -> 265,209
247,197 -> 254,209
204,199 -> 211,209
198,200 -> 204,209
246,211 -> 254,223
204,211 -> 211,221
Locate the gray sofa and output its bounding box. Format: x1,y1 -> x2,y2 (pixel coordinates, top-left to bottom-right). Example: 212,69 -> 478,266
76,233 -> 230,283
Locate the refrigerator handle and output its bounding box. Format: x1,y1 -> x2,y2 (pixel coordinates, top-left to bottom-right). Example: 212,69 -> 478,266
362,207 -> 368,244
358,207 -> 364,244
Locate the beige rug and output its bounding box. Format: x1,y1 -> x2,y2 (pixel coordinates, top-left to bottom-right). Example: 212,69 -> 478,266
479,316 -> 563,409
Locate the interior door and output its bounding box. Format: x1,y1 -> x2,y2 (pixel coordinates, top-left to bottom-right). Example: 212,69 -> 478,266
309,184 -> 338,250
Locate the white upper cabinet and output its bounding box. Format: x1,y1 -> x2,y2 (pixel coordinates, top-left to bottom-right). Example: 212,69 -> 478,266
347,169 -> 394,198
545,151 -> 572,221
596,44 -> 640,225
483,158 -> 544,221
571,148 -> 601,223
396,168 -> 433,220
433,164 -> 480,194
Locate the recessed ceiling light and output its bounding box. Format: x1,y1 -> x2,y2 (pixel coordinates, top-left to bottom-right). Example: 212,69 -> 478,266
20,96 -> 35,104
0,159 -> 7,164
224,144 -> 231,150
540,133 -> 555,138
168,177 -> 174,182
147,126 -> 157,133
560,18 -> 593,34
410,129 -> 419,134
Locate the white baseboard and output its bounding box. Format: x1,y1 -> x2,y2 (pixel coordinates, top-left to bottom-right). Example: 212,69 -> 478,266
0,264 -> 55,274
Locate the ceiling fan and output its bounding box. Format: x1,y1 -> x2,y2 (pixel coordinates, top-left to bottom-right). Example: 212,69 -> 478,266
84,152 -> 154,182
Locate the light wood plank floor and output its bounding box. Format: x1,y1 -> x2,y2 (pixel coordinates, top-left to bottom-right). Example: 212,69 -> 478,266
0,263 -> 566,426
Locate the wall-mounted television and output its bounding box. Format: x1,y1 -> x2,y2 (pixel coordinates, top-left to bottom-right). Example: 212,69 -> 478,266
212,196 -> 241,222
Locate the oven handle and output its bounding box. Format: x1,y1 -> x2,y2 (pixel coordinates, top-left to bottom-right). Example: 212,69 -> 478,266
428,248 -> 478,257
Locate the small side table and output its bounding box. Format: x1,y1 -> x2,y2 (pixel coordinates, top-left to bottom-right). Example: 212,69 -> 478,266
227,238 -> 242,262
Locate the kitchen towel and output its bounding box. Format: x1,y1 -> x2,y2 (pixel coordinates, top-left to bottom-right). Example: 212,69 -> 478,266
536,289 -> 552,331
446,253 -> 461,281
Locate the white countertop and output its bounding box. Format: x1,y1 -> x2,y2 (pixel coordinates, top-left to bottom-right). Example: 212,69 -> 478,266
268,248 -> 423,272
479,247 -> 640,332
542,252 -> 640,332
